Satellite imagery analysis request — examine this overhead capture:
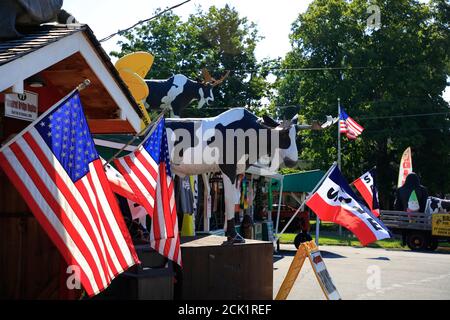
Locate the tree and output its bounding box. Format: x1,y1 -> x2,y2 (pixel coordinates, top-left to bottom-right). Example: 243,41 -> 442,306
276,0 -> 450,208
111,5 -> 272,117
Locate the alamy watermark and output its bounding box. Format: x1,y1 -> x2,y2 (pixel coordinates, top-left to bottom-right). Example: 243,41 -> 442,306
367,3 -> 381,30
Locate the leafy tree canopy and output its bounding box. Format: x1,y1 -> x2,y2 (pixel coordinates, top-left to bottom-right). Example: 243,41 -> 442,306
111,5 -> 275,117
275,0 -> 450,207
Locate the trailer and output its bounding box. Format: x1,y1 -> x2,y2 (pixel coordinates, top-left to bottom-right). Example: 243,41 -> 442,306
380,211 -> 450,251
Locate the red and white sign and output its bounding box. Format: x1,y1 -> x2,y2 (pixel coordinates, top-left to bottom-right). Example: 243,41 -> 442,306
397,147 -> 413,188
5,91 -> 38,122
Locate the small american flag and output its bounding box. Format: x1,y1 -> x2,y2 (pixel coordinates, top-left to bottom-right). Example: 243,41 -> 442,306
0,91 -> 139,296
115,117 -> 181,266
339,107 -> 364,139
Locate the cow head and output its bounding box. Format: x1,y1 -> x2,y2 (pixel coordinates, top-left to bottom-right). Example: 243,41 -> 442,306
260,114 -> 299,168
197,69 -> 230,108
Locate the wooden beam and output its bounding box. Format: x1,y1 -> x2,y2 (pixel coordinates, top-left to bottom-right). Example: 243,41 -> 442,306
87,119 -> 136,134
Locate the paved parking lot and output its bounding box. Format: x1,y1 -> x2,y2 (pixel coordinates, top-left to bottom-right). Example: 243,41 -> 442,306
274,244 -> 450,300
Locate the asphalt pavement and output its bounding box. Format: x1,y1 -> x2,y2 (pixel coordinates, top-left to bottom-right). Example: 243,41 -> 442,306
273,244 -> 450,300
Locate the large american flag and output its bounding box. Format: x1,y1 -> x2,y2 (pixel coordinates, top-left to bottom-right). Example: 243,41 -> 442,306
0,91 -> 139,296
339,107 -> 364,139
115,117 -> 181,266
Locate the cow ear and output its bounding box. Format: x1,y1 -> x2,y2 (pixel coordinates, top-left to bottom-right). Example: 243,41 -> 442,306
262,115 -> 280,128
202,68 -> 213,83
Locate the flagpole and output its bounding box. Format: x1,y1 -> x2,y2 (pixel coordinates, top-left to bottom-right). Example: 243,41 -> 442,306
103,111 -> 165,167
337,98 -> 343,237
274,162 -> 337,245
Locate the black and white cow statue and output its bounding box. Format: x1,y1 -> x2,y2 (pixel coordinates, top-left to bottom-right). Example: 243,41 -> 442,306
426,196 -> 450,214
145,69 -> 230,117
165,108 -> 330,243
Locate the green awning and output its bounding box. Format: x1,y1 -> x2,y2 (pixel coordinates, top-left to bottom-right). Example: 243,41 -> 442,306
93,134 -> 141,160
271,169 -> 325,193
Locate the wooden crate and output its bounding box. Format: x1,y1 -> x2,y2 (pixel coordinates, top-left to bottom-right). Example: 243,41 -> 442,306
180,235 -> 273,300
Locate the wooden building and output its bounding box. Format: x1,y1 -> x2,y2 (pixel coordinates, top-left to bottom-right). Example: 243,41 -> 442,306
0,24 -> 143,299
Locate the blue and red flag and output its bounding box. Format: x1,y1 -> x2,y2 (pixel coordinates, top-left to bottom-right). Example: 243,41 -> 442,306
306,165 -> 390,246
353,168 -> 380,217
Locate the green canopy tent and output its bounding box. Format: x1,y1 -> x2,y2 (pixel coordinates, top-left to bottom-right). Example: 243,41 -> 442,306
270,170 -> 326,244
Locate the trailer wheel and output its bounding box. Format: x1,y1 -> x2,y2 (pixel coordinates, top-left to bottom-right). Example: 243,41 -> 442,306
294,232 -> 313,249
407,232 -> 428,251
428,238 -> 438,251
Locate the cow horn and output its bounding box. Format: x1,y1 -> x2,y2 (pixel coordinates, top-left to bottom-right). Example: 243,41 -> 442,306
202,68 -> 213,83
212,70 -> 230,87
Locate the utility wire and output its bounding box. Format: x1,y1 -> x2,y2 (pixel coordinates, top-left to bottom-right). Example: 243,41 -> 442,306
99,0 -> 192,42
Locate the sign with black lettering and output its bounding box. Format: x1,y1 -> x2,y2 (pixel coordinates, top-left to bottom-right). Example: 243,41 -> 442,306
5,91 -> 38,122
308,250 -> 341,300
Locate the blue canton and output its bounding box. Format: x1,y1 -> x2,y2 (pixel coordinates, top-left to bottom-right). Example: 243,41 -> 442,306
36,92 -> 98,182
142,117 -> 172,176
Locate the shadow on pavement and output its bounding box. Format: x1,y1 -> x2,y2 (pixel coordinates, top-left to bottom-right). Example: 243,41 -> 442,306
272,249 -> 346,264
367,256 -> 390,261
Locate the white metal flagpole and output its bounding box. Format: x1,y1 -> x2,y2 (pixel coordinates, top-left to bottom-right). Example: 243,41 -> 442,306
337,98 -> 343,237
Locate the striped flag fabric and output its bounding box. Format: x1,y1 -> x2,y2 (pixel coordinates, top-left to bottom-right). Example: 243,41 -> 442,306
339,107 -> 364,139
0,91 -> 139,296
115,117 -> 181,266
306,165 -> 390,246
352,168 -> 380,217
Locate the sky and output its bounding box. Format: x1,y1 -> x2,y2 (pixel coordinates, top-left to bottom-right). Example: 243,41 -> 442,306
63,0 -> 449,102
63,0 -> 312,61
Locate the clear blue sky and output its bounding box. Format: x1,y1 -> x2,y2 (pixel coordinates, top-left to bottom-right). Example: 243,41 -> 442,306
63,0 -> 449,102
63,0 -> 311,61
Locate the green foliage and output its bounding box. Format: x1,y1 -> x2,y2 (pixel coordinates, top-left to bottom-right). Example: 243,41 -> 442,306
111,5 -> 274,117
276,0 -> 450,207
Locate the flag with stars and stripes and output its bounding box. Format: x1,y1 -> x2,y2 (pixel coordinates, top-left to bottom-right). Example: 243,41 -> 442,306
339,107 -> 364,139
114,117 -> 181,266
0,90 -> 140,296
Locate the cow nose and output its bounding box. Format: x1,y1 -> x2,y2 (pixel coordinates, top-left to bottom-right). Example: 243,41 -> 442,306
283,158 -> 298,168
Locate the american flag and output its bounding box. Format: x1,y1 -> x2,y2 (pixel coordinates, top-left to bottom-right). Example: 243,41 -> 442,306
0,91 -> 139,296
339,108 -> 364,139
115,117 -> 181,266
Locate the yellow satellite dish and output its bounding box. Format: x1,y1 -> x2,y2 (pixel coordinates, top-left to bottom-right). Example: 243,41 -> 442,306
115,51 -> 154,79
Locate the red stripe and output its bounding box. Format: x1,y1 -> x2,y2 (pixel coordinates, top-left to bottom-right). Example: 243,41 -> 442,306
114,158 -> 154,217
124,156 -> 156,216
0,151 -> 96,295
22,134 -> 112,282
84,170 -> 129,273
76,178 -> 118,276
93,160 -> 139,264
9,142 -> 106,290
353,178 -> 373,210
134,151 -> 158,203
159,164 -> 174,238
307,193 -> 377,246
135,150 -> 158,182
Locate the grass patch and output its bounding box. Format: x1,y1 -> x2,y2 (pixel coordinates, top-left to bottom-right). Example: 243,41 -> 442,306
279,232 -> 403,249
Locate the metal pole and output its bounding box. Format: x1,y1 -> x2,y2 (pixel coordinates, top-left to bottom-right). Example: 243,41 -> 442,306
103,111 -> 165,167
275,162 -> 337,241
275,179 -> 284,237
337,98 -> 342,237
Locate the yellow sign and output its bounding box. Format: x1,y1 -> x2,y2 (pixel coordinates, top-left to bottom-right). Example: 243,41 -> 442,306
115,52 -> 154,127
432,214 -> 450,237
275,240 -> 341,300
